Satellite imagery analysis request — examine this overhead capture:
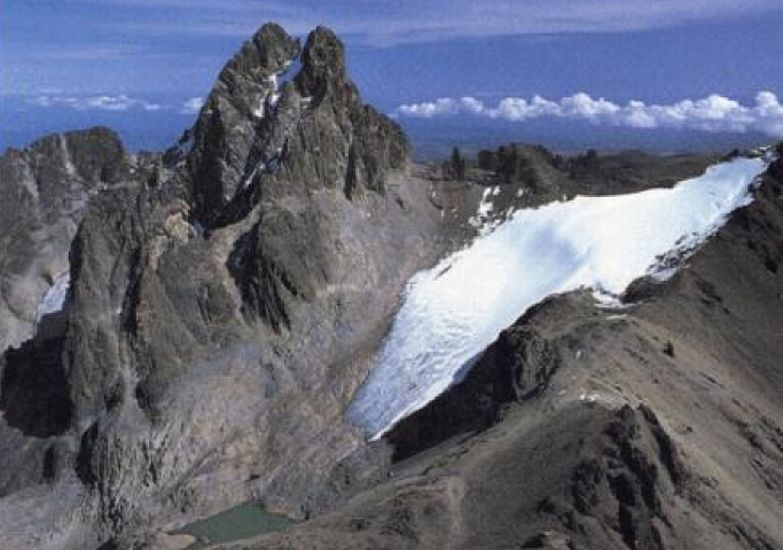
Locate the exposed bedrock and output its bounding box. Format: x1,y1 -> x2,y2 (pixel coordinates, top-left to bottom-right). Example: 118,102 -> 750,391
181,23 -> 409,229
0,22 -> 464,548
0,127 -> 136,353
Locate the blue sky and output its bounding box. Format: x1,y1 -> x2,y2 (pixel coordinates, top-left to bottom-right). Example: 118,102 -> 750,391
2,0 -> 783,156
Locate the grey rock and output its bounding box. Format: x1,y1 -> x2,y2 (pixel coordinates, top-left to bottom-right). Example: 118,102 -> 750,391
0,22 -> 458,548
184,23 -> 301,226
0,127 -> 134,352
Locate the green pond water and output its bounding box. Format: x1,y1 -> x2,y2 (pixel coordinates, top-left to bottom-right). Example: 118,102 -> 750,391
177,502 -> 294,548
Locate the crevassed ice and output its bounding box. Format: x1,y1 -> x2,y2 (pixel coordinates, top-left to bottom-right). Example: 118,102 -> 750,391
347,156 -> 770,440
35,272 -> 70,323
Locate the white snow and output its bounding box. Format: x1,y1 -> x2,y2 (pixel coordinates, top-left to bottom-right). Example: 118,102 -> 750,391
181,133 -> 194,154
35,272 -> 70,323
469,187 -> 497,231
59,134 -> 77,177
267,73 -> 281,107
579,390 -> 599,402
477,198 -> 493,217
606,314 -> 628,321
347,155 -> 769,440
252,72 -> 283,118
242,161 -> 266,188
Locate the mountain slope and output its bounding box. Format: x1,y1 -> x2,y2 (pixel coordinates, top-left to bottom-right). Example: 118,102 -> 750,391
225,152 -> 783,549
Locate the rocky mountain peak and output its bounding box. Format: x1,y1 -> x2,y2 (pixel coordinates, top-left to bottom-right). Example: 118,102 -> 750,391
178,23 -> 300,225
223,23 -> 299,78
3,15 -> 783,550
296,26 -> 351,101
210,22 -> 300,117
182,22 -> 408,228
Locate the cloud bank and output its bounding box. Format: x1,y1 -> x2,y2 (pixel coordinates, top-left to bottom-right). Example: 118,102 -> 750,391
29,94 -> 209,116
397,91 -> 783,137
33,94 -> 162,112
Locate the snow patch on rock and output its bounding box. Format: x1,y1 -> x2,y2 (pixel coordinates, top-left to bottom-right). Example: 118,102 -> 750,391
35,272 -> 70,323
469,187 -> 499,232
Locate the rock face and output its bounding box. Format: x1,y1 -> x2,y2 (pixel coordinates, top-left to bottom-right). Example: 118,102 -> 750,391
0,129 -> 146,504
475,144 -> 716,200
0,22 -> 461,549
179,23 -> 409,229
0,127 -> 135,352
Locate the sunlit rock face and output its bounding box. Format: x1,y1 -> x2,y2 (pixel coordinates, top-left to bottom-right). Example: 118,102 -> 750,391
0,22 -> 445,547
180,23 -> 409,230
0,127 -> 136,353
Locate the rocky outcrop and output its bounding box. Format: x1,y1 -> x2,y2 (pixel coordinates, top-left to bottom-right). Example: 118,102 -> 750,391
473,143 -> 715,204
458,144 -> 716,232
180,24 -> 409,229
535,404 -> 687,550
0,127 -> 136,353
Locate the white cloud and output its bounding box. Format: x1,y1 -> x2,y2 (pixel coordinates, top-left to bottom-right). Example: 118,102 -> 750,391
30,94 -> 210,115
32,94 -> 162,112
180,96 -> 205,114
396,91 -> 783,137
398,97 -> 459,118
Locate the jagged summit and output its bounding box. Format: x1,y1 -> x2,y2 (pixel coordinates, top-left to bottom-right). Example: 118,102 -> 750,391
176,22 -> 408,228
0,21 -> 441,548
218,23 -> 300,89
296,26 -> 351,100
177,23 -> 299,222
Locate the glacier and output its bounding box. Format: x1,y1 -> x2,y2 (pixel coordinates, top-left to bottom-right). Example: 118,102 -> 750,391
347,155 -> 770,440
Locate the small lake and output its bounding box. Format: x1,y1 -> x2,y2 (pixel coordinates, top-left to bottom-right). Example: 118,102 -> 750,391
176,502 -> 294,548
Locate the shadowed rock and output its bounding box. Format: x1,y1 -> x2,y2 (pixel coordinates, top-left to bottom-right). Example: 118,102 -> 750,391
0,337 -> 72,438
